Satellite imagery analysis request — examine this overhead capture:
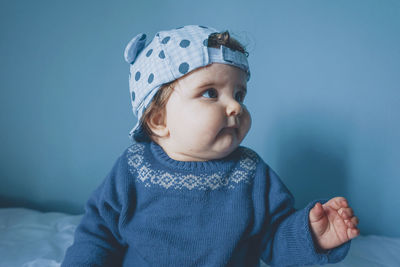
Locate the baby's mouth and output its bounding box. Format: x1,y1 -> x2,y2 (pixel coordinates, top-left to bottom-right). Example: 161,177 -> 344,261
220,125 -> 239,135
219,117 -> 240,137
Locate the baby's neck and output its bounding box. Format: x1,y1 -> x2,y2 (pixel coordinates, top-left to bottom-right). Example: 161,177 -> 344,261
153,139 -> 230,162
156,142 -> 209,162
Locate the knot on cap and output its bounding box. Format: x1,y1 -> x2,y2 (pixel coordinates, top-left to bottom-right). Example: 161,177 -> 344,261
124,33 -> 147,64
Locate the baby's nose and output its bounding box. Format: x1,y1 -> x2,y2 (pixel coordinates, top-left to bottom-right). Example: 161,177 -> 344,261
226,99 -> 242,117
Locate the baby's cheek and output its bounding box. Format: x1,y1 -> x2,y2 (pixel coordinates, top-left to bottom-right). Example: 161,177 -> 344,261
241,110 -> 252,134
194,107 -> 223,127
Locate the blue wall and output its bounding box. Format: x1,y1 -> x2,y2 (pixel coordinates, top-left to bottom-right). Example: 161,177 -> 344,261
1,0 -> 399,237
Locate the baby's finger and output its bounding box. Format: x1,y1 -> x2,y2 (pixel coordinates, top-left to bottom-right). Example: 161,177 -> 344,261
309,202 -> 325,223
351,216 -> 359,226
324,197 -> 348,210
347,227 -> 360,240
338,207 -> 354,219
345,215 -> 360,230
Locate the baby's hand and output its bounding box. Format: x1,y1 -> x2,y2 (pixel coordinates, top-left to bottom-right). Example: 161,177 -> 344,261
309,197 -> 360,251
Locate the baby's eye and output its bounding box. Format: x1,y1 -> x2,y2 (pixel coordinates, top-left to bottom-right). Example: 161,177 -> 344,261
234,91 -> 246,103
202,88 -> 218,99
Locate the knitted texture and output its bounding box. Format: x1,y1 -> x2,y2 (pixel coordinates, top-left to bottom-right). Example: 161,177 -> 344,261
62,142 -> 350,267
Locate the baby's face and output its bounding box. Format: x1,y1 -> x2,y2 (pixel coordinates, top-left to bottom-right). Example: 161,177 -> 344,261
160,63 -> 251,161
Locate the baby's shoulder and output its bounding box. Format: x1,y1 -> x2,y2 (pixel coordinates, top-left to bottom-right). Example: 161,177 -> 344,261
236,146 -> 263,163
234,146 -> 268,171
120,141 -> 149,170
124,141 -> 147,156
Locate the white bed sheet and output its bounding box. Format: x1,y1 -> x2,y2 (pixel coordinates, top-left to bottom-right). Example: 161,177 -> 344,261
0,208 -> 81,267
0,208 -> 399,267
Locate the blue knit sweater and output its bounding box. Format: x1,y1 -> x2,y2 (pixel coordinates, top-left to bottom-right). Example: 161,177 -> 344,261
62,141 -> 350,266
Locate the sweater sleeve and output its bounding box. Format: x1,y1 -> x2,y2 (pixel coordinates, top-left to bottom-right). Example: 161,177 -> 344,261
62,153 -> 133,267
260,168 -> 350,266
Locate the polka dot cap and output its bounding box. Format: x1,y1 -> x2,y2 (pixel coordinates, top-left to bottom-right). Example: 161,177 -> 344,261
124,25 -> 250,141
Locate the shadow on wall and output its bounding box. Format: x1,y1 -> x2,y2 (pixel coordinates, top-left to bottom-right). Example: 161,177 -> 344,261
269,109 -> 351,210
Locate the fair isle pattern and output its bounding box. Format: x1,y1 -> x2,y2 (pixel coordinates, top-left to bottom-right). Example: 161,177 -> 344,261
126,144 -> 259,190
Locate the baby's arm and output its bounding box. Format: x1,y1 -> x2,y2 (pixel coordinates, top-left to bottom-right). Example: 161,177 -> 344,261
62,156 -> 128,267
309,197 -> 359,251
260,168 -> 352,266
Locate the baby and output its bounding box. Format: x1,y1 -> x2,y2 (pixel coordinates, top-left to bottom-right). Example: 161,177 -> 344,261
62,25 -> 359,266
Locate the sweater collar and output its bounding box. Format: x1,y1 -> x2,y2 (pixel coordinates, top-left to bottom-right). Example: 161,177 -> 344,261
149,142 -> 239,172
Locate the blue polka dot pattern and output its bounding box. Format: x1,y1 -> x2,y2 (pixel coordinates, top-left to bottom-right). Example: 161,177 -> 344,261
159,50 -> 165,59
148,73 -> 154,83
161,36 -> 170,44
135,71 -> 141,81
131,91 -> 135,101
146,49 -> 153,57
179,63 -> 189,74
180,40 -> 190,48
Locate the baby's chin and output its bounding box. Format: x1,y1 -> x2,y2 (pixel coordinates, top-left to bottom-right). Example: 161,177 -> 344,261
161,133 -> 244,161
183,141 -> 240,161
208,140 -> 241,159
213,131 -> 243,154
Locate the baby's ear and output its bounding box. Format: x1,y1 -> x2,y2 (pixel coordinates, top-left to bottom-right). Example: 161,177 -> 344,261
147,111 -> 169,138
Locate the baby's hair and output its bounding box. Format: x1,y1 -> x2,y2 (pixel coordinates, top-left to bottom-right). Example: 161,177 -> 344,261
207,31 -> 249,56
140,81 -> 175,139
141,30 -> 248,140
